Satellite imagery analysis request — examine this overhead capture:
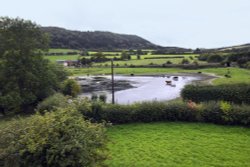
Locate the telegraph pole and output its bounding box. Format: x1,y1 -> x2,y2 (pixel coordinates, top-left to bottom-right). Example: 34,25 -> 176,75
111,59 -> 115,104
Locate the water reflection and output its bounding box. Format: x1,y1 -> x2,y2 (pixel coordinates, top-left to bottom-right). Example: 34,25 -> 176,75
78,75 -> 199,104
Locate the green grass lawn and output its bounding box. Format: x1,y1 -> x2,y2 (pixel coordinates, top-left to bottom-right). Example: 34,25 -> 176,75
68,67 -> 250,85
106,122 -> 250,167
94,54 -> 201,66
193,67 -> 250,85
45,55 -> 80,62
48,48 -> 80,53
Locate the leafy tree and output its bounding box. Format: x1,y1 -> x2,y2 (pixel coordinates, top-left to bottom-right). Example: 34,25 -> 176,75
194,48 -> 202,54
80,57 -> 92,66
121,51 -> 131,60
0,17 -> 67,114
181,58 -> 190,64
91,52 -> 109,63
207,54 -> 224,63
136,49 -> 143,55
137,55 -> 141,60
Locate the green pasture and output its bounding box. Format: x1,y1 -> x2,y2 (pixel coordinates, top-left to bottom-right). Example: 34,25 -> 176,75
44,51 -> 200,65
45,55 -> 80,62
106,122 -> 250,167
48,48 -> 80,53
94,55 -> 201,66
195,67 -> 250,85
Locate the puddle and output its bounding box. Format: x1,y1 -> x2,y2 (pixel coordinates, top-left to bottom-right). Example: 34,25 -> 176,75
78,75 -> 200,104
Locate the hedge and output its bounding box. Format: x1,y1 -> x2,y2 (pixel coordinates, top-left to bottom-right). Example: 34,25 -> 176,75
76,100 -> 250,126
144,56 -> 184,59
35,95 -> 250,126
181,84 -> 250,104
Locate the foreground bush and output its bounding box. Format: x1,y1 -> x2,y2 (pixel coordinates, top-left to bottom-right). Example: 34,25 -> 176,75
181,84 -> 250,104
36,93 -> 69,113
0,108 -> 107,167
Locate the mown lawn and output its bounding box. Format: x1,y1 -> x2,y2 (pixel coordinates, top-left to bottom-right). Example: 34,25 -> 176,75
106,122 -> 250,167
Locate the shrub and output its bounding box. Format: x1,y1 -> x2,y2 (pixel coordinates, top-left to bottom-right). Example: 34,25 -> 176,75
91,94 -> 98,101
181,58 -> 190,64
61,79 -> 81,97
36,93 -> 68,113
71,98 -> 92,117
207,54 -> 224,63
198,54 -> 208,61
91,101 -> 104,122
230,104 -> 250,125
200,101 -> 225,124
102,104 -> 135,124
166,60 -> 172,64
163,101 -> 200,122
200,101 -> 250,125
133,101 -> 167,122
181,84 -> 250,104
99,94 -> 107,103
0,108 -> 108,167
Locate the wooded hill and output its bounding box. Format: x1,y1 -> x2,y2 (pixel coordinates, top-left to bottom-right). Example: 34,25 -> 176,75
41,27 -> 159,50
41,27 -> 193,53
197,43 -> 250,53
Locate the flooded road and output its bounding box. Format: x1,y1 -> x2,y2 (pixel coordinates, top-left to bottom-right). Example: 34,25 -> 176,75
78,75 -> 200,104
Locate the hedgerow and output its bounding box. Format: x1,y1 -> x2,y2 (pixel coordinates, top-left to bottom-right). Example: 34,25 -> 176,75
181,84 -> 250,104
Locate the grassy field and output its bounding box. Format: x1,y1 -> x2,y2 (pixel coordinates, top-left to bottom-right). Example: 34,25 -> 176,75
194,67 -> 250,85
68,67 -> 250,85
106,122 -> 250,167
45,55 -> 80,62
48,48 -> 80,53
44,52 -> 201,65
94,57 -> 202,66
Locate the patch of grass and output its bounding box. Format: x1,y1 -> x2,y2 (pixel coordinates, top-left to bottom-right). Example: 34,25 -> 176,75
45,52 -> 201,65
94,54 -> 201,66
195,68 -> 250,85
48,48 -> 80,53
45,55 -> 80,62
106,122 -> 250,167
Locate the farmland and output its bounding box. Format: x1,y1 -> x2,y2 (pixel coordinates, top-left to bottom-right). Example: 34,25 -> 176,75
44,49 -> 201,65
1,9 -> 250,167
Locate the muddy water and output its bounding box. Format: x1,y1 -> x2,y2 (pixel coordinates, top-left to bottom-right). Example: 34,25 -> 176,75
78,75 -> 200,104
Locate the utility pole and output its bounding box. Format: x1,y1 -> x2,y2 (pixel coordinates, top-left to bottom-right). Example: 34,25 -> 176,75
111,59 -> 115,104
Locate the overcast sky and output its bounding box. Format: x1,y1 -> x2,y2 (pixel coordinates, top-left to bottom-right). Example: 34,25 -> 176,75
1,0 -> 250,48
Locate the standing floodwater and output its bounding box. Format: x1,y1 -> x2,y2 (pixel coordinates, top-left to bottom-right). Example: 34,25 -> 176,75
78,75 -> 200,104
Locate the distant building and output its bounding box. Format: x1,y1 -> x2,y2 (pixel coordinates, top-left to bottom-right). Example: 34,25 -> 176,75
56,60 -> 79,67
